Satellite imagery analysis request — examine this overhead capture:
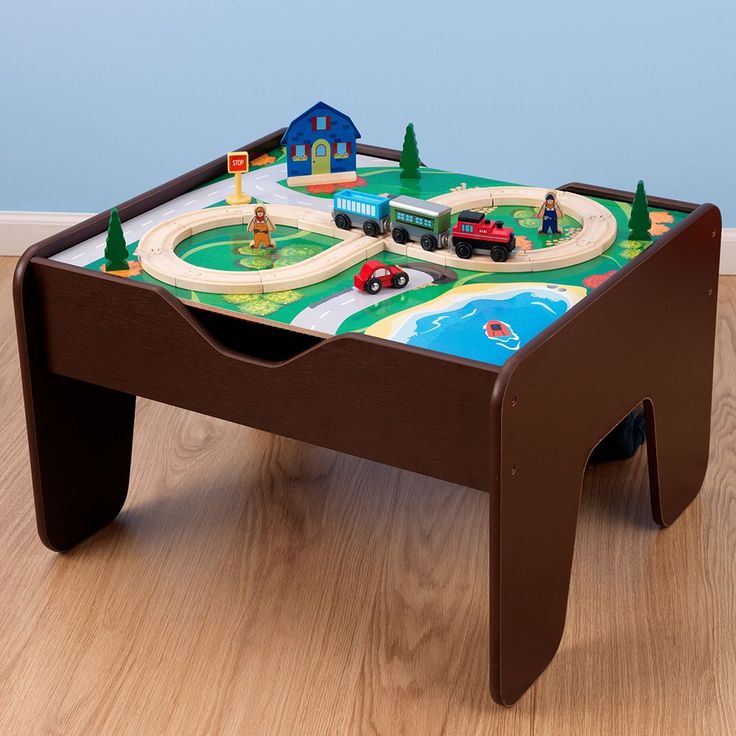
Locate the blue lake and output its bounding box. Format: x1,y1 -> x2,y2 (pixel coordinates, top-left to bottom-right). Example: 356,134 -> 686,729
399,290 -> 571,366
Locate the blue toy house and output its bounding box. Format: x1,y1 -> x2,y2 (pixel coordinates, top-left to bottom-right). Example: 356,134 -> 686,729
281,102 -> 361,186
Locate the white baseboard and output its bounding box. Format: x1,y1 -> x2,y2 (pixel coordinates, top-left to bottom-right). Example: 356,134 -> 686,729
721,228 -> 736,275
0,211 -> 93,256
1,210 -> 735,274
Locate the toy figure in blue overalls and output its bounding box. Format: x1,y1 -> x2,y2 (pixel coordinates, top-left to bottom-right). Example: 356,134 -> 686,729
536,192 -> 564,235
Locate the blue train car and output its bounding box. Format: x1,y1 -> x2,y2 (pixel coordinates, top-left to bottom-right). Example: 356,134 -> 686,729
332,190 -> 392,237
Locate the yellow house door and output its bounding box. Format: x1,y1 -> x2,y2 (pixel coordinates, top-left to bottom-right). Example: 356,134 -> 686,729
311,139 -> 331,176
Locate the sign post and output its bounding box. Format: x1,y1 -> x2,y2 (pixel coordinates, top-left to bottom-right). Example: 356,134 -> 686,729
226,151 -> 251,204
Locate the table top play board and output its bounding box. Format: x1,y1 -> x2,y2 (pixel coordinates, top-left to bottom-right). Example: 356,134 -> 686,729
48,139 -> 691,369
13,128 -> 722,705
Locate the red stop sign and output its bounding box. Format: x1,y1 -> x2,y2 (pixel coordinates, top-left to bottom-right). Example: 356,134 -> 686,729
227,152 -> 249,173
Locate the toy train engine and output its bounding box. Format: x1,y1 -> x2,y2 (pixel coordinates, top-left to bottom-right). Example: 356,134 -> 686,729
389,196 -> 452,251
451,210 -> 516,262
333,190 -> 392,237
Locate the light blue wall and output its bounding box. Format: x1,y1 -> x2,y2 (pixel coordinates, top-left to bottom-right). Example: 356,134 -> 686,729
1,0 -> 734,222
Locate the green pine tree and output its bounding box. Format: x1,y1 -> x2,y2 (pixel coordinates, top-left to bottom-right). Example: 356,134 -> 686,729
104,207 -> 128,271
628,180 -> 652,241
400,123 -> 420,179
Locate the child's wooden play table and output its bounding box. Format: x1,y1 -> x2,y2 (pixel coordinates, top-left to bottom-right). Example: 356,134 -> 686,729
13,130 -> 722,704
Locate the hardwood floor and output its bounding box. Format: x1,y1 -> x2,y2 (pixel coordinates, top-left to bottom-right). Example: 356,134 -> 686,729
0,256 -> 734,735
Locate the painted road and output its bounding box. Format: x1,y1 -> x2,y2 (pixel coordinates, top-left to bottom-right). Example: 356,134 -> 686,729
51,155 -> 397,267
290,267 -> 434,333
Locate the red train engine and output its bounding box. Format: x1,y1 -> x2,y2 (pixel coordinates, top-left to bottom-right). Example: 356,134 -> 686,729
451,211 -> 516,262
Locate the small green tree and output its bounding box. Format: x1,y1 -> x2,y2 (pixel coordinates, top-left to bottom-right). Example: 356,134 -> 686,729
104,207 -> 128,271
628,180 -> 652,241
400,122 -> 420,179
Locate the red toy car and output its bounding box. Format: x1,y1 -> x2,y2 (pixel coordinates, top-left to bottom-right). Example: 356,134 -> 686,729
451,210 -> 516,262
354,260 -> 409,294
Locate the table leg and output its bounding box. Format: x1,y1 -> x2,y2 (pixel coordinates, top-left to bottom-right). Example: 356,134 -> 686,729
488,431 -> 587,706
489,379 -> 712,705
489,359 -> 714,705
21,369 -> 136,552
643,392 -> 711,527
15,259 -> 137,552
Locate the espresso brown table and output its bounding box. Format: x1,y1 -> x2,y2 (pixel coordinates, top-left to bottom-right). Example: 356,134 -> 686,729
13,131 -> 722,705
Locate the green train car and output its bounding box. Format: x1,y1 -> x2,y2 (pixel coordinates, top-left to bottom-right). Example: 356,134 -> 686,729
389,195 -> 452,251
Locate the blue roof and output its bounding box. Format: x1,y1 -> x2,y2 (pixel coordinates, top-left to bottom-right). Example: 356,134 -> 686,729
281,101 -> 361,144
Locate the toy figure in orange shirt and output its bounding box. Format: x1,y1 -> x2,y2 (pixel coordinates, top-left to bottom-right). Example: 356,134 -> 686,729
247,205 -> 275,249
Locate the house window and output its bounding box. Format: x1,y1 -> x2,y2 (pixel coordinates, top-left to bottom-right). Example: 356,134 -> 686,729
334,141 -> 351,159
313,115 -> 330,131
291,144 -> 309,161
315,143 -> 327,157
